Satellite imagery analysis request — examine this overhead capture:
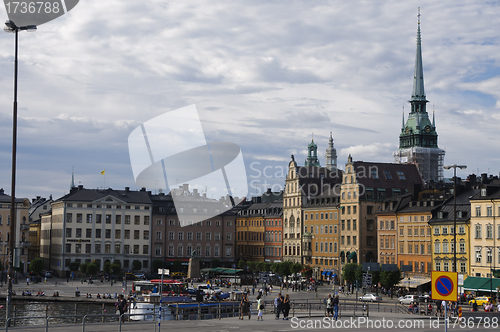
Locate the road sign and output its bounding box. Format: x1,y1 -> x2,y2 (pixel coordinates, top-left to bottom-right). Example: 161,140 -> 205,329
431,271 -> 458,301
158,268 -> 170,275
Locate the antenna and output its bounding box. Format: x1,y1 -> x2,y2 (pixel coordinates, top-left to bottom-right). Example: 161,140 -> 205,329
417,7 -> 421,25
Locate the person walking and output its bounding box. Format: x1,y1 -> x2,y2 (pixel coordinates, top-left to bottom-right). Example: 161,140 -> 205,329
240,293 -> 251,319
333,294 -> 339,321
283,294 -> 290,320
275,293 -> 283,319
117,294 -> 128,323
326,294 -> 333,317
257,294 -> 264,321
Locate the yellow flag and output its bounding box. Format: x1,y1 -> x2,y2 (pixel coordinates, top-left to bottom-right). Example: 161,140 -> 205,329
101,169 -> 105,175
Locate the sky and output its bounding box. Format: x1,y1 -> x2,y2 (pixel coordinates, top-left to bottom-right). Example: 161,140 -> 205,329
0,0 -> 499,201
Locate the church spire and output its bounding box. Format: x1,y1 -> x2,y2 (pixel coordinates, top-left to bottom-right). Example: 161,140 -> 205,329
70,166 -> 75,189
325,132 -> 337,171
411,7 -> 427,105
401,106 -> 405,131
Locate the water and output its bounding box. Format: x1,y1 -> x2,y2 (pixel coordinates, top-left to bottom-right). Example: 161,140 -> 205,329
1,301 -> 119,327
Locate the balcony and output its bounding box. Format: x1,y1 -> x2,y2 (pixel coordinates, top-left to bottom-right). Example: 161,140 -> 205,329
302,249 -> 312,257
21,224 -> 30,231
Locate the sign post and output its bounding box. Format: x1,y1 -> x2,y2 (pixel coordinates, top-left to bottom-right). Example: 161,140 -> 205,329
431,271 -> 458,332
157,268 -> 169,332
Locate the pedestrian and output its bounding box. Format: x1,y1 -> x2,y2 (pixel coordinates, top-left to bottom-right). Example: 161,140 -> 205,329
257,294 -> 264,321
326,294 -> 333,317
26,277 -> 29,286
274,293 -> 282,319
240,293 -> 251,319
117,294 -> 128,322
283,294 -> 290,320
333,294 -> 339,321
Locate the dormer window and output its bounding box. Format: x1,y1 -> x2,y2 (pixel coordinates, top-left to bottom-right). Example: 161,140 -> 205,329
438,212 -> 443,219
481,188 -> 487,197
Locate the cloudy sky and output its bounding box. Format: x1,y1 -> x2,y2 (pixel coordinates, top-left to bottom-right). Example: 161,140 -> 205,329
0,0 -> 499,200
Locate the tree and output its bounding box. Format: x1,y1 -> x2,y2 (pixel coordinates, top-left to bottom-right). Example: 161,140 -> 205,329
87,263 -> 99,276
69,261 -> 80,272
342,263 -> 362,286
291,263 -> 303,280
380,269 -> 403,293
238,260 -> 246,269
111,262 -> 121,275
79,262 -> 88,275
103,261 -> 111,274
152,259 -> 163,272
29,258 -> 44,276
132,260 -> 142,272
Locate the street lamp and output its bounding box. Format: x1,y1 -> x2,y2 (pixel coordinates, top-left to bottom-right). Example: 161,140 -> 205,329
4,19 -> 36,324
443,164 -> 467,272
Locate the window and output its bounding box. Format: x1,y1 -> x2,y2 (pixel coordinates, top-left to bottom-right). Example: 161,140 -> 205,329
86,229 -> 92,238
226,233 -> 232,241
76,228 -> 82,238
226,220 -> 232,227
156,231 -> 161,240
157,219 -> 162,226
475,224 -> 482,239
196,232 -> 202,241
435,262 -> 441,271
134,245 -> 139,254
341,220 -> 345,231
178,232 -> 184,241
143,230 -> 149,240
96,229 -> 101,238
353,236 -> 357,245
434,227 -> 439,235
476,248 -> 482,263
105,214 -> 111,224
115,215 -> 121,224
459,241 -> 466,253
133,216 -> 140,225
400,227 -> 403,236
487,225 -> 493,239
434,241 -> 440,254
367,236 -> 374,246
134,230 -> 140,239
347,220 -> 350,231
66,244 -> 71,253
177,245 -> 183,256
408,227 -> 412,236
397,171 -> 406,180
420,244 -> 425,255
66,228 -> 72,238
66,213 -> 72,223
334,225 -> 338,234
124,245 -> 130,254
443,261 -> 449,272
215,232 -> 220,241
384,170 -> 392,180
367,220 -> 374,231
125,215 -> 131,224
144,216 -> 149,225
380,221 -> 384,230
115,244 -> 121,254
442,227 -> 448,235
408,243 -> 412,253
443,242 -> 449,253
476,206 -> 481,217
341,236 -> 344,245
226,247 -> 232,257
353,220 -> 357,231
105,229 -> 111,238
155,246 -> 161,256
124,230 -> 130,239
169,232 -> 175,241
460,262 -> 466,273
95,244 -> 101,253
206,232 -> 211,241
75,244 -> 81,253
400,243 -> 404,253
371,169 -> 379,179
76,213 -> 82,223
86,214 -> 92,223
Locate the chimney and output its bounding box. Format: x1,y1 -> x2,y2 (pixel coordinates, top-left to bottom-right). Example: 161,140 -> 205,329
140,187 -> 146,192
0,188 -> 3,195
267,188 -> 272,194
481,173 -> 488,184
78,185 -> 84,190
125,187 -> 130,192
193,189 -> 199,197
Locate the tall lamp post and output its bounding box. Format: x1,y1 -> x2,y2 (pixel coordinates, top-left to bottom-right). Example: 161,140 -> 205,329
4,20 -> 36,324
444,164 -> 467,272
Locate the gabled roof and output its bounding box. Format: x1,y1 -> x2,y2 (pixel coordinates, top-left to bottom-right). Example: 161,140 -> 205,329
428,188 -> 479,224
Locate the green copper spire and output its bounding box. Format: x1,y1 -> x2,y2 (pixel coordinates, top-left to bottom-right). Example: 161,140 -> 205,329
305,138 -> 320,167
411,8 -> 427,104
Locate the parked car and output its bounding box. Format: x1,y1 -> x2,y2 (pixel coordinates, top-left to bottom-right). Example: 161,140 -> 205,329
187,287 -> 197,295
399,295 -> 418,305
419,295 -> 431,303
44,272 -> 52,278
469,297 -> 497,306
359,293 -> 382,302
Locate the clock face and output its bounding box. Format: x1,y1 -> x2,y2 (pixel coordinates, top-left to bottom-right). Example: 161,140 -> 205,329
425,125 -> 431,133
405,127 -> 410,133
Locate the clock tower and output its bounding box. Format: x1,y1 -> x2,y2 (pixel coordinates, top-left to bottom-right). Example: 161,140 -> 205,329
393,9 -> 445,182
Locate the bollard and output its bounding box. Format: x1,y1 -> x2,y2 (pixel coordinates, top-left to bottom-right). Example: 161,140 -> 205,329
309,303 -> 311,318
102,303 -> 105,323
45,306 -> 48,321
218,301 -> 221,320
13,305 -> 15,327
74,303 -> 77,324
198,302 -> 201,320
176,303 -> 179,320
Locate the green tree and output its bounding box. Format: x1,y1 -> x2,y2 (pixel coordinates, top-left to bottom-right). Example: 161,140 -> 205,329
79,262 -> 88,275
342,263 -> 362,285
132,260 -> 142,271
380,269 -> 403,293
238,260 -> 246,269
87,263 -> 98,276
370,271 -> 381,286
103,261 -> 111,274
29,258 -> 45,275
152,259 -> 163,272
111,262 -> 121,275
291,263 -> 303,280
69,261 -> 80,272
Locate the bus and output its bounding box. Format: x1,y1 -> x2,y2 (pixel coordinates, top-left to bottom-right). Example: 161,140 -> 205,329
132,279 -> 188,296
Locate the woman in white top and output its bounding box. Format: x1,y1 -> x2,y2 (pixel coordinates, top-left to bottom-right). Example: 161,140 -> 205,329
257,294 -> 264,321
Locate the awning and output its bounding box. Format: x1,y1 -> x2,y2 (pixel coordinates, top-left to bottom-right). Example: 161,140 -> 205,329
322,271 -> 327,275
349,252 -> 357,260
396,276 -> 431,288
327,271 -> 333,276
340,251 -> 345,257
463,276 -> 500,292
332,274 -> 337,278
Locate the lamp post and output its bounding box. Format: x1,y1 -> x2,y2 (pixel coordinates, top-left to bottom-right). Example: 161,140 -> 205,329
4,20 -> 36,324
443,164 -> 467,272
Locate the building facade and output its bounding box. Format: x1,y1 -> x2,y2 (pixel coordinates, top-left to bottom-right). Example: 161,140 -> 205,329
41,186 -> 152,276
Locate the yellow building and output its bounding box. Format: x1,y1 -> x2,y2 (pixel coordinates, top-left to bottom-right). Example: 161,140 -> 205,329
469,184 -> 500,278
302,193 -> 340,280
236,201 -> 266,263
429,187 -> 475,276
